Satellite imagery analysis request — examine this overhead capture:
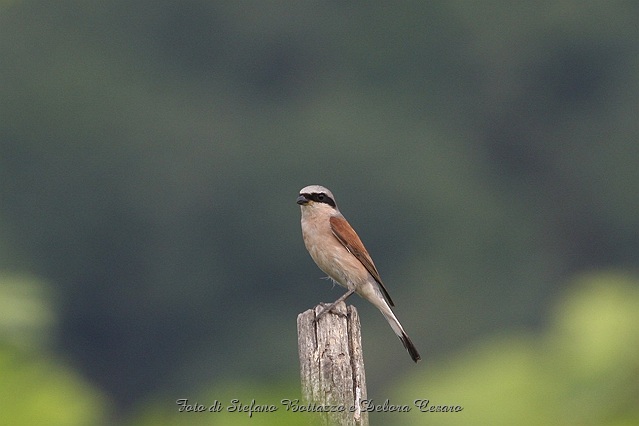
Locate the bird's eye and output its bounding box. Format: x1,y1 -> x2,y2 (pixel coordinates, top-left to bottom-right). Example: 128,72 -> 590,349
317,193 -> 325,201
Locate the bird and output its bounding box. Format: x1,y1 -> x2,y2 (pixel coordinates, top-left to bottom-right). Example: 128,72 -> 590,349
296,184 -> 421,363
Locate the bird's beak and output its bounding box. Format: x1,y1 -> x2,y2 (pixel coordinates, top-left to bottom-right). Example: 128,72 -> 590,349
296,194 -> 309,205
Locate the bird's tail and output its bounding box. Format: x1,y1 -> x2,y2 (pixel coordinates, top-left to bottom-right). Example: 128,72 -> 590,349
378,302 -> 421,363
398,329 -> 421,363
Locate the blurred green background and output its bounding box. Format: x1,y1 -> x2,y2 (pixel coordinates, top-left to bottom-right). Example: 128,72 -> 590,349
1,1 -> 638,425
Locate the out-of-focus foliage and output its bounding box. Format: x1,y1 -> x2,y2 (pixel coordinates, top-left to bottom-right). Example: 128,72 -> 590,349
390,272 -> 639,426
1,272 -> 629,425
0,273 -> 55,350
0,274 -> 108,425
0,345 -> 108,425
0,0 -> 638,423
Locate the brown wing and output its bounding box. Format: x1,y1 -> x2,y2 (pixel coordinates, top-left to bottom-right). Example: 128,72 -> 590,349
329,215 -> 395,307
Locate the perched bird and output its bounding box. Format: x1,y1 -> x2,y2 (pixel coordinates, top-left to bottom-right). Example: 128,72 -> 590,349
296,185 -> 421,363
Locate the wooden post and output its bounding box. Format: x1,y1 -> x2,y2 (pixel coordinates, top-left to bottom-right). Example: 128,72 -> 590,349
297,301 -> 369,426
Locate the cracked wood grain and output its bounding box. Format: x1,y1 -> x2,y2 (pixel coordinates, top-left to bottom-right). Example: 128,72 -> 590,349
297,302 -> 369,426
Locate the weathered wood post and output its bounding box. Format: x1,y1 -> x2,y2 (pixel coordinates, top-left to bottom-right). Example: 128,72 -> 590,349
297,301 -> 369,426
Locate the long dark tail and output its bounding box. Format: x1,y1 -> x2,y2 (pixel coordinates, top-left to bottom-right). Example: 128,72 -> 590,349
399,331 -> 421,363
378,302 -> 421,363
366,282 -> 421,362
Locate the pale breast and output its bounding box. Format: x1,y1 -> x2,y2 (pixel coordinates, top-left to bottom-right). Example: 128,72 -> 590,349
301,214 -> 370,290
